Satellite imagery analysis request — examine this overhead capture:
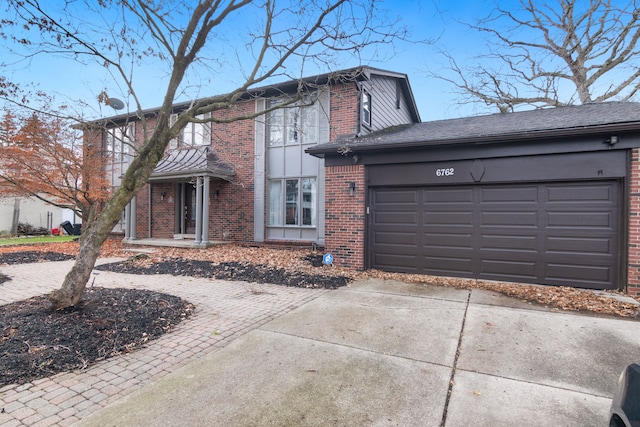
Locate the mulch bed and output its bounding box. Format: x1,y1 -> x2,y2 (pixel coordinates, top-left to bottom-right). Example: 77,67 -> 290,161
0,247 -> 348,388
0,251 -> 75,265
1,287 -> 193,387
94,257 -> 349,289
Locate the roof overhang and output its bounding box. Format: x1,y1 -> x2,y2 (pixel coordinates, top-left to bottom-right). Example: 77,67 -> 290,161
149,146 -> 235,182
306,102 -> 640,158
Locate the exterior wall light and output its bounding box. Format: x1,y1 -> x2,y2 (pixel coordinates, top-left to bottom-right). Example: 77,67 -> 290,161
348,182 -> 356,196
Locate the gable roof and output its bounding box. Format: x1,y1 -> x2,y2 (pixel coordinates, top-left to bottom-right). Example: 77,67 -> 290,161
149,146 -> 234,182
307,102 -> 640,157
98,66 -> 420,125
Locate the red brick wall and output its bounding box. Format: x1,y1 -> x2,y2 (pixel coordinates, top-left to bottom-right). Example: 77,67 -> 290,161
324,164 -> 366,269
146,183 -> 174,238
127,101 -> 257,242
208,101 -> 256,242
628,148 -> 640,296
329,82 -> 360,141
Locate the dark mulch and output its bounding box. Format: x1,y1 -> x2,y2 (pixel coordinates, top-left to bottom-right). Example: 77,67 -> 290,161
0,287 -> 194,387
0,251 -> 75,265
0,250 -> 348,388
95,258 -> 350,289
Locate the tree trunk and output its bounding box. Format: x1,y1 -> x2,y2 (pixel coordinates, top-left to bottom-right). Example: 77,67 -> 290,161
49,222 -> 104,308
49,122 -> 172,310
11,197 -> 20,236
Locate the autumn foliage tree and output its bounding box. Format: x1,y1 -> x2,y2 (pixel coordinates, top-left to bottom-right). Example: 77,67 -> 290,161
0,108 -> 110,223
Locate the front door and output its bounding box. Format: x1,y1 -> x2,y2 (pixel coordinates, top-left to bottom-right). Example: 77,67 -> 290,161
177,182 -> 197,236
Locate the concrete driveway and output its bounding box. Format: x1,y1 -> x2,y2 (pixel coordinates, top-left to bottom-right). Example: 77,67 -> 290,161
77,278 -> 640,427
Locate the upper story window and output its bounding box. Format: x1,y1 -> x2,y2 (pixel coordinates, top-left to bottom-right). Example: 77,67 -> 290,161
361,91 -> 372,127
267,97 -> 319,146
170,112 -> 211,148
105,122 -> 135,162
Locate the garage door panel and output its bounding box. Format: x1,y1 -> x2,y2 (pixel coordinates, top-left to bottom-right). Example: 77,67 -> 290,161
424,232 -> 473,248
424,246 -> 474,259
373,231 -> 417,247
479,259 -> 538,281
424,188 -> 473,203
374,189 -> 418,205
547,184 -> 613,202
421,256 -> 474,276
375,211 -> 418,225
425,211 -> 473,226
374,254 -> 418,272
546,236 -> 612,255
481,211 -> 538,227
547,212 -> 614,228
480,234 -> 538,251
480,186 -> 538,203
546,263 -> 613,287
370,180 -> 620,290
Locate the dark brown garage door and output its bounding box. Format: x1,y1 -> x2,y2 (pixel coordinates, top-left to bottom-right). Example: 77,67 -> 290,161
369,181 -> 620,290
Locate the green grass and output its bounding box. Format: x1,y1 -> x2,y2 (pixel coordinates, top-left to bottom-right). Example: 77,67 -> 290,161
0,235 -> 77,246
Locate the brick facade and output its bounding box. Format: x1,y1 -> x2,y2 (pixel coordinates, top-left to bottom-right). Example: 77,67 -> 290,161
323,164 -> 366,269
628,148 -> 640,296
132,81 -> 364,246
329,82 -> 360,141
94,69 -> 640,295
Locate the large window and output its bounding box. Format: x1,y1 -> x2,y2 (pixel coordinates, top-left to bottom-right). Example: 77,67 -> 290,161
268,178 -> 316,226
169,113 -> 211,148
105,123 -> 135,161
267,98 -> 319,146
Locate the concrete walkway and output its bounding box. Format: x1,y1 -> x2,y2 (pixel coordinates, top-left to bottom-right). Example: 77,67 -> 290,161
0,259 -> 327,426
1,260 -> 640,426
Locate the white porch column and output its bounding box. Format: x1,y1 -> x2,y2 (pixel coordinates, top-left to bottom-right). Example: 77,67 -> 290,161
201,176 -> 210,244
195,176 -> 203,244
129,195 -> 137,240
124,202 -> 131,240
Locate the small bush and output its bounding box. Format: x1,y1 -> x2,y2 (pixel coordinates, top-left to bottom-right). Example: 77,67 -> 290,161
16,223 -> 49,236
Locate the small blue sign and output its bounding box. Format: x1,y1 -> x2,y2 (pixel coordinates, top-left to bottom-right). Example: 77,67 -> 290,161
322,253 -> 334,265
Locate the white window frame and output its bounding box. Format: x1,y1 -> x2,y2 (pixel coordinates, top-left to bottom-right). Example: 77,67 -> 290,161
362,91 -> 372,127
105,122 -> 135,162
268,177 -> 316,227
267,97 -> 319,146
169,112 -> 211,148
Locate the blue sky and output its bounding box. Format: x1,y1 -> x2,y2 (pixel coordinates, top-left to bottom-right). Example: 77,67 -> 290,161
6,0 -> 624,122
2,0 -> 505,121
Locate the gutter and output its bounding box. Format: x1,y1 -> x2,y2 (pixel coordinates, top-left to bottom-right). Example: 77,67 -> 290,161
306,121 -> 640,158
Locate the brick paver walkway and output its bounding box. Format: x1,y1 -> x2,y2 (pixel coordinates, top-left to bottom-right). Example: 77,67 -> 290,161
0,258 -> 328,426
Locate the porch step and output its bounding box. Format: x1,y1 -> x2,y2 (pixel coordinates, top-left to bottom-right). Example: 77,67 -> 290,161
122,247 -> 156,254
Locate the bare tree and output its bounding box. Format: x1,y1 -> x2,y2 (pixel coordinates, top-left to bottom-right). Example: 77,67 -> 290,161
431,0 -> 640,113
0,0 -> 407,309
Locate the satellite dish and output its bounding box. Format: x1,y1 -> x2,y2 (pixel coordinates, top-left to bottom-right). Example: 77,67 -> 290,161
108,97 -> 125,111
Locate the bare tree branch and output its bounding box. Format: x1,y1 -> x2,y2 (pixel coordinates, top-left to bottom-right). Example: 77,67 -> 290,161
429,0 -> 640,113
0,0 -> 410,309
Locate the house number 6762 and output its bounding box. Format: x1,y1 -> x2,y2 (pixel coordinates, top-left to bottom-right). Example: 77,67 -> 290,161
435,168 -> 455,177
